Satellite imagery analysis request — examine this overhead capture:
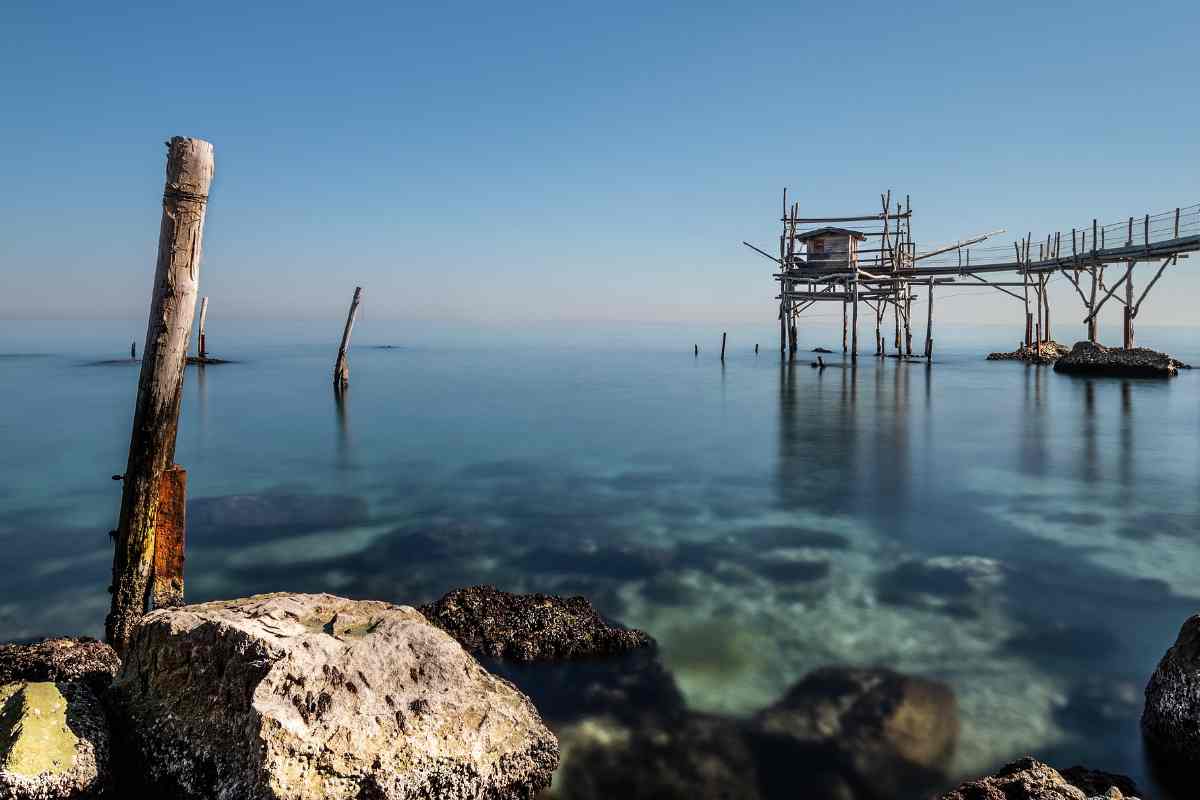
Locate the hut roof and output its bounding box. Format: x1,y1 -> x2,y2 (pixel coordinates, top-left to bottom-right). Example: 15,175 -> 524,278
794,226 -> 867,242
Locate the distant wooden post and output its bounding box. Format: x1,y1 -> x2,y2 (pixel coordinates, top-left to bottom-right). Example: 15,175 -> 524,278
130,341 -> 137,360
197,296 -> 209,359
755,343 -> 759,354
1124,262 -> 1135,348
850,272 -> 858,363
720,332 -> 727,362
333,287 -> 363,388
106,137 -> 213,654
842,296 -> 848,353
924,277 -> 934,359
694,344 -> 698,357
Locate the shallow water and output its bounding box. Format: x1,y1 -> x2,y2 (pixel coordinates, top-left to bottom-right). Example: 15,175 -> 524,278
1,321 -> 1198,797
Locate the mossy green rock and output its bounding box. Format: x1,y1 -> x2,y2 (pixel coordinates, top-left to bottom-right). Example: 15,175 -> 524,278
0,681 -> 109,799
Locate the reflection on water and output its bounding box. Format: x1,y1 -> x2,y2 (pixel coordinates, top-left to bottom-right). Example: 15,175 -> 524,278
1,337 -> 1199,798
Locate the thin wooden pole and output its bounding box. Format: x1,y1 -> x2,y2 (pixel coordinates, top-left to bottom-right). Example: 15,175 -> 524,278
130,341 -> 137,360
106,137 -> 214,654
851,269 -> 859,363
721,332 -> 727,362
333,287 -> 363,388
1124,261 -> 1135,348
197,296 -> 209,359
925,276 -> 933,359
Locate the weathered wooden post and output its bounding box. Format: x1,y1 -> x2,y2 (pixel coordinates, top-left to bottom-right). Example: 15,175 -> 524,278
106,137 -> 213,654
333,287 -> 363,389
755,343 -> 759,355
197,296 -> 209,359
130,341 -> 137,360
842,296 -> 848,353
850,272 -> 859,363
694,344 -> 698,357
720,332 -> 727,362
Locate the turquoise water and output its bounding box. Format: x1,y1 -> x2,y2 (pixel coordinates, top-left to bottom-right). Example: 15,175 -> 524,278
2,320 -> 1198,797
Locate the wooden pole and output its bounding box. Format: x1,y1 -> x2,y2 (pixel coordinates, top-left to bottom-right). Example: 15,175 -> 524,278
1124,262 -> 1135,348
333,287 -> 363,389
851,270 -> 859,363
721,332 -> 727,362
695,344 -> 699,357
197,296 -> 209,359
924,276 -> 933,359
779,302 -> 786,358
106,137 -> 213,654
130,341 -> 137,360
842,295 -> 848,353
755,343 -> 759,355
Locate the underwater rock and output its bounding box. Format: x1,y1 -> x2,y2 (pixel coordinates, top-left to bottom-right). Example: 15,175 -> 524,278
0,680 -> 111,799
1142,613 -> 1200,768
875,556 -> 1004,618
0,638 -> 120,695
987,341 -> 1071,363
551,712 -> 763,800
187,492 -> 369,535
1053,340 -> 1188,377
752,666 -> 958,795
937,757 -> 1141,799
419,585 -> 653,662
111,592 -> 558,800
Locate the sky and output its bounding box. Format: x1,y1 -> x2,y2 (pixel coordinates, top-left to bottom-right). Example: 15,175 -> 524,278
2,0 -> 1198,338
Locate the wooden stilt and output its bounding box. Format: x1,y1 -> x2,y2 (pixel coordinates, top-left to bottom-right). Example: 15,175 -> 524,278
694,344 -> 698,357
924,277 -> 933,359
106,137 -> 213,655
851,272 -> 859,363
130,342 -> 137,360
1124,261 -> 1135,348
721,331 -> 727,362
333,287 -> 363,389
842,295 -> 848,353
197,296 -> 209,359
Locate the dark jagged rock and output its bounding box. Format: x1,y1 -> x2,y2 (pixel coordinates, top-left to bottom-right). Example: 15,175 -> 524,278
937,757 -> 1142,799
0,637 -> 120,695
752,666 -> 958,796
987,341 -> 1070,364
1053,340 -> 1189,377
419,585 -> 652,662
812,347 -> 834,353
1142,613 -> 1200,768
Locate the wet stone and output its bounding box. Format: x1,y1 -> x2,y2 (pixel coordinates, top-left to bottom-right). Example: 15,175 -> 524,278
419,585 -> 653,662
0,680 -> 111,799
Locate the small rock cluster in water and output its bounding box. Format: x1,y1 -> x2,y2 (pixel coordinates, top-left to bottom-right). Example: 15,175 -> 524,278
9,589 -> 1198,799
986,341 -> 1071,364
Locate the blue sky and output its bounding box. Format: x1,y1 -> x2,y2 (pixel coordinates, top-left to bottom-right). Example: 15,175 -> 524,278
2,0 -> 1198,335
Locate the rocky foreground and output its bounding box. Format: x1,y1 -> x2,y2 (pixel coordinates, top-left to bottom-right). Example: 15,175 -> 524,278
0,588 -> 1176,800
1053,341 -> 1191,378
986,341 -> 1071,364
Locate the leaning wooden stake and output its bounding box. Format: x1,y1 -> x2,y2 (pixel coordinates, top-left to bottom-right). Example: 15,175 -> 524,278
333,287 -> 363,388
106,137 -> 213,654
197,296 -> 209,359
720,332 -> 727,362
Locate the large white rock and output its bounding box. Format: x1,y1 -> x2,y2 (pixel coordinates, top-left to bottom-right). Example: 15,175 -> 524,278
111,593 -> 558,800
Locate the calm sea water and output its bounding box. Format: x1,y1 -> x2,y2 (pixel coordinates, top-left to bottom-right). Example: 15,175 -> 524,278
2,320 -> 1198,797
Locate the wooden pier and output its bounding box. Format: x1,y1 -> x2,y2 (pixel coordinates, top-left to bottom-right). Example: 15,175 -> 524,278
745,192 -> 1200,360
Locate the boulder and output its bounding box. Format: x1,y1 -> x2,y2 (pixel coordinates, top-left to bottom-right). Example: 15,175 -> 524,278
0,638 -> 120,695
1053,340 -> 1189,377
110,593 -> 558,800
751,667 -> 958,794
0,680 -> 111,799
418,585 -> 652,662
937,757 -> 1141,800
1142,613 -> 1200,767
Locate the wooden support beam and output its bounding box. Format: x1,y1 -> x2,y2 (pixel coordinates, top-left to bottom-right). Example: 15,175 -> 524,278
333,287 -> 363,389
1085,267 -> 1132,323
150,465 -> 186,609
107,137 -> 213,655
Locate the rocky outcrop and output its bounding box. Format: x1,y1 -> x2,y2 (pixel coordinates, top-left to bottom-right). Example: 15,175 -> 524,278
987,341 -> 1071,364
111,592 -> 558,800
0,680 -> 111,799
937,757 -> 1141,799
1142,613 -> 1200,768
0,638 -> 120,695
751,666 -> 959,796
1053,341 -> 1189,377
419,585 -> 652,662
